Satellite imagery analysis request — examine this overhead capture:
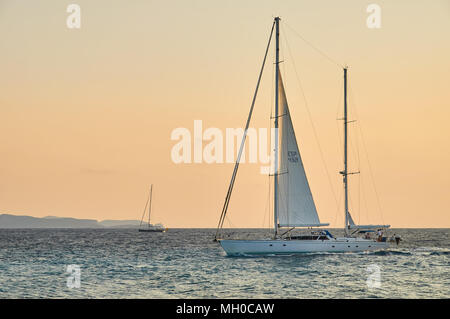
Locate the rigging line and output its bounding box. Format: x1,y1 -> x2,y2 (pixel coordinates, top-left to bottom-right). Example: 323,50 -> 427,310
356,108 -> 361,225
361,165 -> 370,224
335,79 -> 344,161
225,215 -> 235,229
263,62 -> 275,229
332,186 -> 343,226
347,86 -> 362,224
284,22 -> 343,69
348,86 -> 386,225
361,172 -> 371,225
148,185 -> 153,224
266,56 -> 275,230
339,78 -> 365,226
263,171 -> 272,228
346,82 -> 360,170
348,190 -> 361,224
281,25 -> 340,214
139,191 -> 150,229
348,127 -> 359,168
348,133 -> 361,220
333,79 -> 345,227
214,21 -> 275,241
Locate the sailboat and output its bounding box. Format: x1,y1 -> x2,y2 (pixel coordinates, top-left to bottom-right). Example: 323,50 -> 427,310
138,185 -> 167,232
214,17 -> 390,255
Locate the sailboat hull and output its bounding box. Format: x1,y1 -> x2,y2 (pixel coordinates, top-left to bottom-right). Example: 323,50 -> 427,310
219,238 -> 388,256
138,228 -> 166,233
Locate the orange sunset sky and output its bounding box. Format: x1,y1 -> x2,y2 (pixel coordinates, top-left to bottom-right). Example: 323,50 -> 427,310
0,0 -> 449,228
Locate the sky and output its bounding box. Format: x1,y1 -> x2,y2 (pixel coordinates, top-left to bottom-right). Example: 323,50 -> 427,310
0,0 -> 449,228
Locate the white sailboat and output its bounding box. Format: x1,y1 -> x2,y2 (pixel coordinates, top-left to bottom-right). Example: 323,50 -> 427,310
214,17 -> 390,256
138,185 -> 167,233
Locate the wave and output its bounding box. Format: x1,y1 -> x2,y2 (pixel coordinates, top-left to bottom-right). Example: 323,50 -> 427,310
368,250 -> 412,256
366,247 -> 450,256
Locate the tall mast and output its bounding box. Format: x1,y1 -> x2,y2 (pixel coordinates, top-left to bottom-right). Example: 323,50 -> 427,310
343,67 -> 349,236
273,17 -> 281,238
148,184 -> 153,226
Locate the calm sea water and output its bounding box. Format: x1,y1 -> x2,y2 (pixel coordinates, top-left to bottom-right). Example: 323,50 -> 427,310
0,228 -> 448,298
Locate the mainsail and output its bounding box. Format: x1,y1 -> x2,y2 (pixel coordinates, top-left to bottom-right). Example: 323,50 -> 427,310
276,73 -> 328,227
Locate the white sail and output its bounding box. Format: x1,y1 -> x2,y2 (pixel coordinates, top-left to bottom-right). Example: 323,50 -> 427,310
347,211 -> 355,226
347,211 -> 390,230
276,73 -> 328,227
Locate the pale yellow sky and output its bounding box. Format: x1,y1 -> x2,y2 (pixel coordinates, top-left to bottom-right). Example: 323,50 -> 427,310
0,0 -> 449,227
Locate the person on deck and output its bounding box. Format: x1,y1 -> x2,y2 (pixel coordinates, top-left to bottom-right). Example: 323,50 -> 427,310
394,233 -> 401,245
377,230 -> 383,242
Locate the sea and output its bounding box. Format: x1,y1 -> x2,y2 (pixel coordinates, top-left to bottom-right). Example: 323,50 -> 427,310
0,228 -> 448,299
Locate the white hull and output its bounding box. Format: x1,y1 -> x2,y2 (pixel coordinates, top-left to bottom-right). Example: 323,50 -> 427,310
138,228 -> 166,233
219,238 -> 389,256
138,224 -> 167,233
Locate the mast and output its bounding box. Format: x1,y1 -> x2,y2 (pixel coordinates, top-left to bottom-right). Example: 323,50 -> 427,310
343,67 -> 349,236
273,17 -> 280,238
148,184 -> 153,227
341,68 -> 361,235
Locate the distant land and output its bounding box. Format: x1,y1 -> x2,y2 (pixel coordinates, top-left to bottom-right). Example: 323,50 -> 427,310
0,214 -> 142,228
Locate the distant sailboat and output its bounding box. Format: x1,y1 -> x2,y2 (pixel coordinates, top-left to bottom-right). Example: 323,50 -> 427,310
138,185 -> 167,232
214,17 -> 390,255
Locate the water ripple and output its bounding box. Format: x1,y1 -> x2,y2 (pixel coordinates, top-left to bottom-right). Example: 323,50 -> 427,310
0,228 -> 448,298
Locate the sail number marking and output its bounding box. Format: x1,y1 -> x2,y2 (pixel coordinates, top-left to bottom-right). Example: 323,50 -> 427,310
288,151 -> 299,163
